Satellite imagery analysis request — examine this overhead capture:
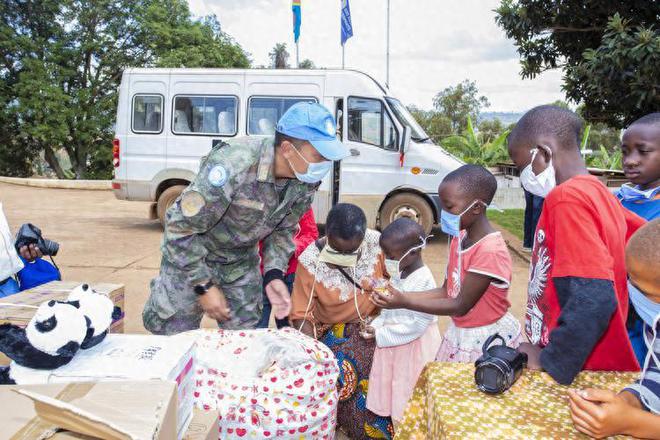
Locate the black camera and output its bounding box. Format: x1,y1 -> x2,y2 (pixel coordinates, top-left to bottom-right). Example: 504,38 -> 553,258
474,333 -> 527,394
14,223 -> 59,256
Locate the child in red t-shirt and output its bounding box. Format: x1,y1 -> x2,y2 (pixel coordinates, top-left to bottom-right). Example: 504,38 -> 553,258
507,105 -> 645,384
370,165 -> 522,362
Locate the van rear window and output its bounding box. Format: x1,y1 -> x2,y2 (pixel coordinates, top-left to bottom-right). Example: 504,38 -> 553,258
132,95 -> 163,133
248,97 -> 317,135
172,96 -> 237,136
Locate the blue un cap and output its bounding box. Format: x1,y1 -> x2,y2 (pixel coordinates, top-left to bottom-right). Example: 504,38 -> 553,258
276,102 -> 350,161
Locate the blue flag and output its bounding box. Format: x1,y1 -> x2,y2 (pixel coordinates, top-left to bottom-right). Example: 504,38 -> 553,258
341,0 -> 353,45
292,0 -> 301,43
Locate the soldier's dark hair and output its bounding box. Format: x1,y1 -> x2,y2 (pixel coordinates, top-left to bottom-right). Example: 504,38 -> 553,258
629,112 -> 660,128
380,218 -> 425,250
441,164 -> 497,204
274,131 -> 306,149
326,203 -> 367,242
508,105 -> 583,151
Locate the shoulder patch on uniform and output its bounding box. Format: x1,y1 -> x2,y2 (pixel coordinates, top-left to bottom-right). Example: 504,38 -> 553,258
180,190 -> 206,217
208,165 -> 228,187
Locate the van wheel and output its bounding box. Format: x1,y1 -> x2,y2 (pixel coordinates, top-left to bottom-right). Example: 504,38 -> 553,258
157,185 -> 186,226
380,193 -> 434,235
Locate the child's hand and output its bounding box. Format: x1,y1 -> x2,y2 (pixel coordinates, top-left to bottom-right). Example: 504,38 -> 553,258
360,325 -> 376,340
567,388 -> 636,438
517,342 -> 542,370
370,284 -> 406,309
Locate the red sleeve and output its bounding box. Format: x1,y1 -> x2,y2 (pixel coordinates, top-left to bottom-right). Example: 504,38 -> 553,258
467,237 -> 512,286
622,207 -> 646,242
293,209 -> 319,258
549,201 -> 614,280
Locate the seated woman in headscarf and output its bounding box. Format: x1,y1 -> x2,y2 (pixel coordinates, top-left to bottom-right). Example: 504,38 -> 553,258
289,203 -> 393,440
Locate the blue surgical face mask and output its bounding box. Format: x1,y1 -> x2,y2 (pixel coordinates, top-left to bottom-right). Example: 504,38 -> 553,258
629,280 -> 660,328
289,147 -> 332,184
617,184 -> 660,202
628,280 -> 660,414
440,200 -> 483,237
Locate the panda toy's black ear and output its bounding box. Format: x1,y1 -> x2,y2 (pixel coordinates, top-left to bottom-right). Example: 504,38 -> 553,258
112,306 -> 122,320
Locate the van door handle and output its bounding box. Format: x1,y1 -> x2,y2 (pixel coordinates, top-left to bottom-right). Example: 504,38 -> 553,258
350,148 -> 360,157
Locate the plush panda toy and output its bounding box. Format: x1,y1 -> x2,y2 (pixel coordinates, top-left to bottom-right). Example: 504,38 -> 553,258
0,299 -> 88,383
67,283 -> 121,349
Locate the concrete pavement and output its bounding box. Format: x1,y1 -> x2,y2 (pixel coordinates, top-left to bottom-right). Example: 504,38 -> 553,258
1,182 -> 531,335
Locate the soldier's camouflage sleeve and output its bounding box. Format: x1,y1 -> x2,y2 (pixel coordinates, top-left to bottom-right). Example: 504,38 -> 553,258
161,143 -> 251,285
261,186 -> 317,274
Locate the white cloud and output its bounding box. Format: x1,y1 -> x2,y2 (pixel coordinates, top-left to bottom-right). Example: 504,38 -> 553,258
188,0 -> 564,112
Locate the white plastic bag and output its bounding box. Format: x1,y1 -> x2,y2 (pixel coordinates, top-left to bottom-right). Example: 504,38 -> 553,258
0,203 -> 23,281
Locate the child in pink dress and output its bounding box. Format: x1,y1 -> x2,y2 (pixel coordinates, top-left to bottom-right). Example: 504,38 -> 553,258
371,165 -> 522,363
364,218 -> 442,423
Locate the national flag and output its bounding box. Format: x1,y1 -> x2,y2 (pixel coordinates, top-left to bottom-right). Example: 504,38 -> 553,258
341,0 -> 353,45
292,0 -> 302,43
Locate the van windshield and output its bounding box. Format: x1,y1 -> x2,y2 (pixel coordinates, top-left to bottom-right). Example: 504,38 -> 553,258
385,97 -> 430,142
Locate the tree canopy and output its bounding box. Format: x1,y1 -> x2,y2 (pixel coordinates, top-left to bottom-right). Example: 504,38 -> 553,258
0,0 -> 250,179
269,43 -> 290,69
432,79 -> 490,133
496,1 -> 659,128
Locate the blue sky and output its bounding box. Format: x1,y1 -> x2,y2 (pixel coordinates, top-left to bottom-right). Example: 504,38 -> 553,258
188,0 -> 565,112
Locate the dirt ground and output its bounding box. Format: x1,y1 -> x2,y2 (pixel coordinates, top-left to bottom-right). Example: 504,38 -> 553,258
1,182 -> 530,334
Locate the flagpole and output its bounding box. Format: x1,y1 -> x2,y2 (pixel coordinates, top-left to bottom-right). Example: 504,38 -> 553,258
342,43 -> 345,69
296,41 -> 300,68
386,0 -> 390,88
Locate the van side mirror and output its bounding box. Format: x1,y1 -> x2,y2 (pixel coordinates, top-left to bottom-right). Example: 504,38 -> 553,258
400,125 -> 411,154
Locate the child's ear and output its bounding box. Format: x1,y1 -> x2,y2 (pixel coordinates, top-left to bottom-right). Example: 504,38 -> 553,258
536,144 -> 553,164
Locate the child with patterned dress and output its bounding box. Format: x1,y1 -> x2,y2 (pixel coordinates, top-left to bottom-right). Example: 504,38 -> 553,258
371,165 -> 522,362
364,218 -> 442,423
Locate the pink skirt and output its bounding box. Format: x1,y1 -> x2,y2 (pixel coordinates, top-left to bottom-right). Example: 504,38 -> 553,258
366,323 -> 442,421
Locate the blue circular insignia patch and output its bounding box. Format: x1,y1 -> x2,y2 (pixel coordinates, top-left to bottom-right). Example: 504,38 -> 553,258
207,165 -> 228,187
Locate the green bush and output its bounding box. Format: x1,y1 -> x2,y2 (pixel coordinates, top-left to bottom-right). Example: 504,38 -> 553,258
441,117 -> 510,166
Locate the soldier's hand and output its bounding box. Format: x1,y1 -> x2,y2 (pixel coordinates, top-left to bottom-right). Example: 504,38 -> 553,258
265,279 -> 292,319
199,285 -> 231,323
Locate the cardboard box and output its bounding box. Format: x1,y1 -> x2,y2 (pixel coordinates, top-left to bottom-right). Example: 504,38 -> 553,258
9,334 -> 196,439
183,410 -> 219,440
0,281 -> 125,333
0,380 -> 178,440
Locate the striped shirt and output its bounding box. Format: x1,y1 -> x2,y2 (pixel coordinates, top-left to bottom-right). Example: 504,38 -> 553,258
371,265 -> 437,348
624,322 -> 660,413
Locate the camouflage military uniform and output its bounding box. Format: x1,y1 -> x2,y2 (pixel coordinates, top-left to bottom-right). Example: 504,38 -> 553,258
143,136 -> 318,334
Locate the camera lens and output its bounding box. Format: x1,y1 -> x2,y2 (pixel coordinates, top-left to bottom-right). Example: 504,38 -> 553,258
475,360 -> 511,394
40,238 -> 60,256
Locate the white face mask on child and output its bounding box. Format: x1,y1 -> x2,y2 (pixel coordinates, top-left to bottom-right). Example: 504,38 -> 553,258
520,146 -> 556,198
384,235 -> 431,281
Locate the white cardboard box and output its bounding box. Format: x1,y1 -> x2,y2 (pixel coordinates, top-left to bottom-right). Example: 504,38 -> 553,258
10,334 -> 196,439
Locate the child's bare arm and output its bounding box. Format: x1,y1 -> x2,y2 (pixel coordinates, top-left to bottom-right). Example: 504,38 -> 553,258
372,273 -> 491,316
568,388 -> 660,439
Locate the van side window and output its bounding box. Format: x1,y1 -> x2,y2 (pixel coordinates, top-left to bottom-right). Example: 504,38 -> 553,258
132,95 -> 163,133
248,97 -> 317,135
172,96 -> 237,136
347,97 -> 397,151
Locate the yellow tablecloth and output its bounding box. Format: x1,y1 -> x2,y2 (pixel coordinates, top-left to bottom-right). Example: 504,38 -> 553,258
396,362 -> 639,440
